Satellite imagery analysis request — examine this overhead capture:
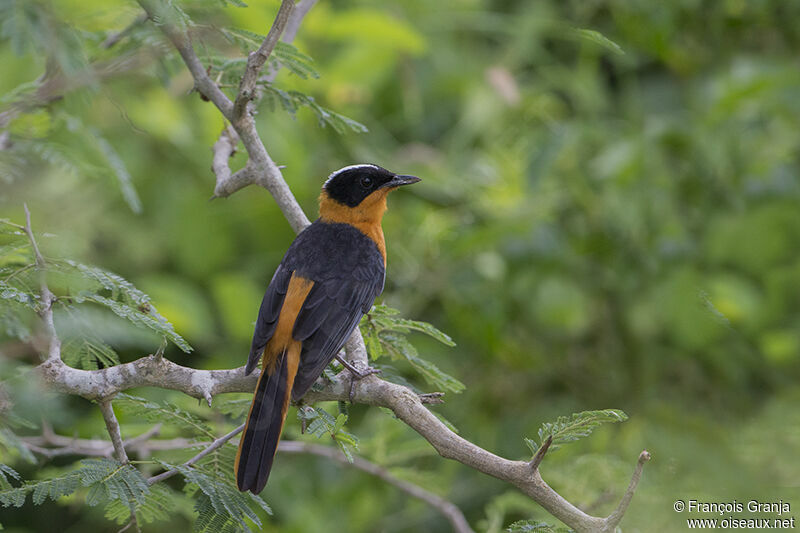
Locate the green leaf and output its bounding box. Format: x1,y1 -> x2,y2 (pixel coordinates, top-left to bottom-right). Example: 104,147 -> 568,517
61,335 -> 121,370
300,406 -> 359,462
572,28 -> 624,55
528,409 -> 628,454
260,86 -> 368,134
0,428 -> 36,464
0,465 -> 21,489
524,438 -> 538,455
507,519 -> 573,532
157,460 -> 271,530
0,281 -> 37,307
77,459 -> 149,508
213,398 -> 253,421
380,332 -> 465,393
105,483 -> 174,525
359,304 -> 463,392
51,259 -> 191,352
90,128 -> 142,214
115,394 -> 213,438
0,467 -> 81,508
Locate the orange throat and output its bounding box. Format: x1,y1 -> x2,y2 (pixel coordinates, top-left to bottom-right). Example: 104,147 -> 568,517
318,189 -> 389,264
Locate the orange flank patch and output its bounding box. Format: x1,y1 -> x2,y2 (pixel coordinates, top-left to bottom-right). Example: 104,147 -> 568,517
263,274 -> 314,371
280,341 -> 301,419
318,189 -> 390,265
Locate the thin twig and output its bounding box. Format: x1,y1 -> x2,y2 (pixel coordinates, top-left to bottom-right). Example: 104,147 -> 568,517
98,399 -> 129,464
281,0 -> 318,45
102,13 -> 148,49
23,204 -> 45,267
23,205 -> 60,362
147,423 -> 245,485
279,440 -> 474,533
137,0 -> 234,119
233,0 -> 295,121
603,450 -> 651,529
530,435 -> 552,471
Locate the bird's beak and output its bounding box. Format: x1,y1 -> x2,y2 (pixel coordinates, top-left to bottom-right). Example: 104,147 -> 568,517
382,174 -> 421,188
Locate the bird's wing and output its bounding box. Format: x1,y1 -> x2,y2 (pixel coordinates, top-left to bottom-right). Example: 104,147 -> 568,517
245,264 -> 292,374
289,273 -> 383,400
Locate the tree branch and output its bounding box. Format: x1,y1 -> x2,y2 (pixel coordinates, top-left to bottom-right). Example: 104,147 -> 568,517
22,425 -> 163,458
23,204 -> 59,363
210,0 -> 316,199
19,424 -> 469,533
102,13 -> 148,49
210,125 -> 240,193
137,0 -> 309,231
26,2 -> 650,531
278,440 -> 474,533
98,399 -> 129,464
529,435 -> 552,471
137,0 -> 234,120
146,423 -> 245,485
233,0 -> 294,121
604,450 -> 651,529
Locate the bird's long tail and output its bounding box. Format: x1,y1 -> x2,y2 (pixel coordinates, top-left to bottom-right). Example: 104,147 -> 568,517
235,341 -> 300,493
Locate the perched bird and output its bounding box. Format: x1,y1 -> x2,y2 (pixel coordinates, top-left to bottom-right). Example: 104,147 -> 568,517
235,164 -> 420,493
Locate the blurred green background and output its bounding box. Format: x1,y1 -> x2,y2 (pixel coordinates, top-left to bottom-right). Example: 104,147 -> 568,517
1,0 -> 800,531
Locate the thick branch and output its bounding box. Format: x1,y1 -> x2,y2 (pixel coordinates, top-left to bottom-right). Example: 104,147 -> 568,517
279,440 -> 474,533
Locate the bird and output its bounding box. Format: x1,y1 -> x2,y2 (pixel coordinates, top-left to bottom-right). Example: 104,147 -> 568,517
235,164 -> 421,493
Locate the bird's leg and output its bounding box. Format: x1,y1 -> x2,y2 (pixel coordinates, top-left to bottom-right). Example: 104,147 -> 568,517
334,354 -> 381,401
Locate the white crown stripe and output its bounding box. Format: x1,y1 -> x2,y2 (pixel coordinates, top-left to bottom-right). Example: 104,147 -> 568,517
324,164 -> 379,186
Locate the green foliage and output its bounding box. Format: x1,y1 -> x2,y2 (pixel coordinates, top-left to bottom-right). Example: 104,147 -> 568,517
525,410 -> 628,455
54,259 -> 192,353
506,520 -> 573,533
0,429 -> 36,465
0,459 -> 147,511
213,397 -> 252,421
219,28 -> 319,79
59,318 -> 121,370
114,394 -> 214,438
77,459 -> 149,508
158,460 -> 271,532
297,405 -> 358,462
105,483 -> 174,526
360,304 -> 463,393
571,28 -> 624,55
260,86 -> 368,134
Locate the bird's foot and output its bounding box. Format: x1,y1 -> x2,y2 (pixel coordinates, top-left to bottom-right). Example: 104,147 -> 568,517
334,354 -> 381,401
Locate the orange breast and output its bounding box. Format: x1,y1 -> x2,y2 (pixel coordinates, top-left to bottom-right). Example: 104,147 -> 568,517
318,189 -> 389,265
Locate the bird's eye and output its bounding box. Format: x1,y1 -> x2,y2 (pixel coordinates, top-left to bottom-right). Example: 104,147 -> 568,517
359,176 -> 373,189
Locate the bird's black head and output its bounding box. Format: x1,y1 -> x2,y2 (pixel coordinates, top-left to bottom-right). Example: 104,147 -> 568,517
323,164 -> 420,207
